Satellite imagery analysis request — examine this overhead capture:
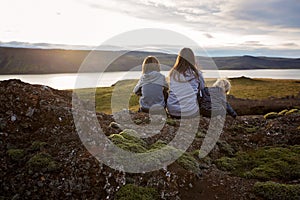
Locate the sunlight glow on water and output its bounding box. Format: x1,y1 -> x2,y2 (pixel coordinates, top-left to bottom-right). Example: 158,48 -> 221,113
0,69 -> 299,90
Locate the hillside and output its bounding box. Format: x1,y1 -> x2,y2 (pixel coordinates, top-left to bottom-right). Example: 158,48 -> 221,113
0,47 -> 299,74
0,79 -> 299,199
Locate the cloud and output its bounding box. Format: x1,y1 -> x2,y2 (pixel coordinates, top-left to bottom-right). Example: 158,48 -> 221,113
79,0 -> 300,55
282,42 -> 299,47
204,33 -> 214,38
229,0 -> 300,28
84,0 -> 300,35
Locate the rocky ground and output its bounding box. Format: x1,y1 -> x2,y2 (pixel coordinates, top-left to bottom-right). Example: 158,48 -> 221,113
0,79 -> 299,200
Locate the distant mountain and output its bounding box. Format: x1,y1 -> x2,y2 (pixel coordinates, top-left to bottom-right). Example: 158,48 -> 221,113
212,55 -> 300,70
0,47 -> 299,74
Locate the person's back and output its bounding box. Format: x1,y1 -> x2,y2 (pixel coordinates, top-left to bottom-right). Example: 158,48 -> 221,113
167,70 -> 204,117
138,72 -> 167,111
212,79 -> 237,118
166,48 -> 205,118
133,56 -> 168,113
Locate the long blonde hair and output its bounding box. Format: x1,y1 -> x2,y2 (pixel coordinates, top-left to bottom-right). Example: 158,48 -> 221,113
169,48 -> 199,82
142,56 -> 160,74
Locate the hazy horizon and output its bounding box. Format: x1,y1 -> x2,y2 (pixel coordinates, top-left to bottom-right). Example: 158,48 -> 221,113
1,0 -> 300,58
0,41 -> 300,58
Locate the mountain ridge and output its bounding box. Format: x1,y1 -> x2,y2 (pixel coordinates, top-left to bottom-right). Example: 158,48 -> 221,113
0,47 -> 299,74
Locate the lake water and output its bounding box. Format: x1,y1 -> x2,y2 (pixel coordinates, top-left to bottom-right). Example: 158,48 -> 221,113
0,69 -> 299,90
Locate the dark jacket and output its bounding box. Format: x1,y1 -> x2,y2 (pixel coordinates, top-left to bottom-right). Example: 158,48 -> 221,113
199,87 -> 237,118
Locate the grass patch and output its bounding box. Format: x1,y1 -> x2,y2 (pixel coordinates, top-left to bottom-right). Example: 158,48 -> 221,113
215,145 -> 300,181
254,181 -> 300,200
74,79 -> 139,114
73,78 -> 300,114
229,78 -> 300,100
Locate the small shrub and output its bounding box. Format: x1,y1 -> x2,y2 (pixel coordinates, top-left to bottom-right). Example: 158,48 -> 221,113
254,181 -> 300,200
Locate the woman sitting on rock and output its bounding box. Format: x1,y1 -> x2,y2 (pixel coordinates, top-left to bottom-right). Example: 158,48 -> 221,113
167,48 -> 205,118
133,56 -> 168,113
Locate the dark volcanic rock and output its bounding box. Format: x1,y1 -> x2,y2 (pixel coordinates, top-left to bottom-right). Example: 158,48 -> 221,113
1,79 -> 299,200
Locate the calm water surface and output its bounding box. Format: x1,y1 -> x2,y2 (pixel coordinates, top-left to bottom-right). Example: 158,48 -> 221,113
0,69 -> 299,90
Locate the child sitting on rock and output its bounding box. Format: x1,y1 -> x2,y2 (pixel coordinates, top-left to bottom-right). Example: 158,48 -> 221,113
133,56 -> 168,113
212,78 -> 237,118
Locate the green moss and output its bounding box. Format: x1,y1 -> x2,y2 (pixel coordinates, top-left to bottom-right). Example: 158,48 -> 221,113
285,109 -> 299,115
245,126 -> 259,133
27,153 -> 58,172
149,140 -> 167,149
229,124 -> 259,134
148,141 -> 201,175
30,141 -> 47,151
217,140 -> 235,156
215,145 -> 300,181
166,118 -> 176,126
109,134 -> 125,141
7,149 -> 25,161
278,109 -> 289,116
253,181 -> 300,200
215,157 -> 237,171
177,152 -> 201,175
134,119 -> 143,125
109,130 -> 147,153
196,131 -> 206,138
115,184 -> 159,200
264,112 -> 278,119
120,129 -> 147,147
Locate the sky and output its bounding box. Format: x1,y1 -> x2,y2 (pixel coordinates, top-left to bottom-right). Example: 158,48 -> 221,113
0,0 -> 300,57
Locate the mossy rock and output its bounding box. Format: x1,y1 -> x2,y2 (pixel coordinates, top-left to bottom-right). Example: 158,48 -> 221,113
177,152 -> 201,176
109,122 -> 121,129
109,134 -> 125,141
149,140 -> 167,150
30,141 -> 47,151
115,184 -> 159,200
147,141 -> 182,164
109,130 -> 147,153
285,109 -> 299,115
148,141 -> 201,174
278,109 -> 289,116
215,145 -> 300,181
253,181 -> 300,200
27,153 -> 58,172
7,149 -> 25,161
264,112 -> 278,119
